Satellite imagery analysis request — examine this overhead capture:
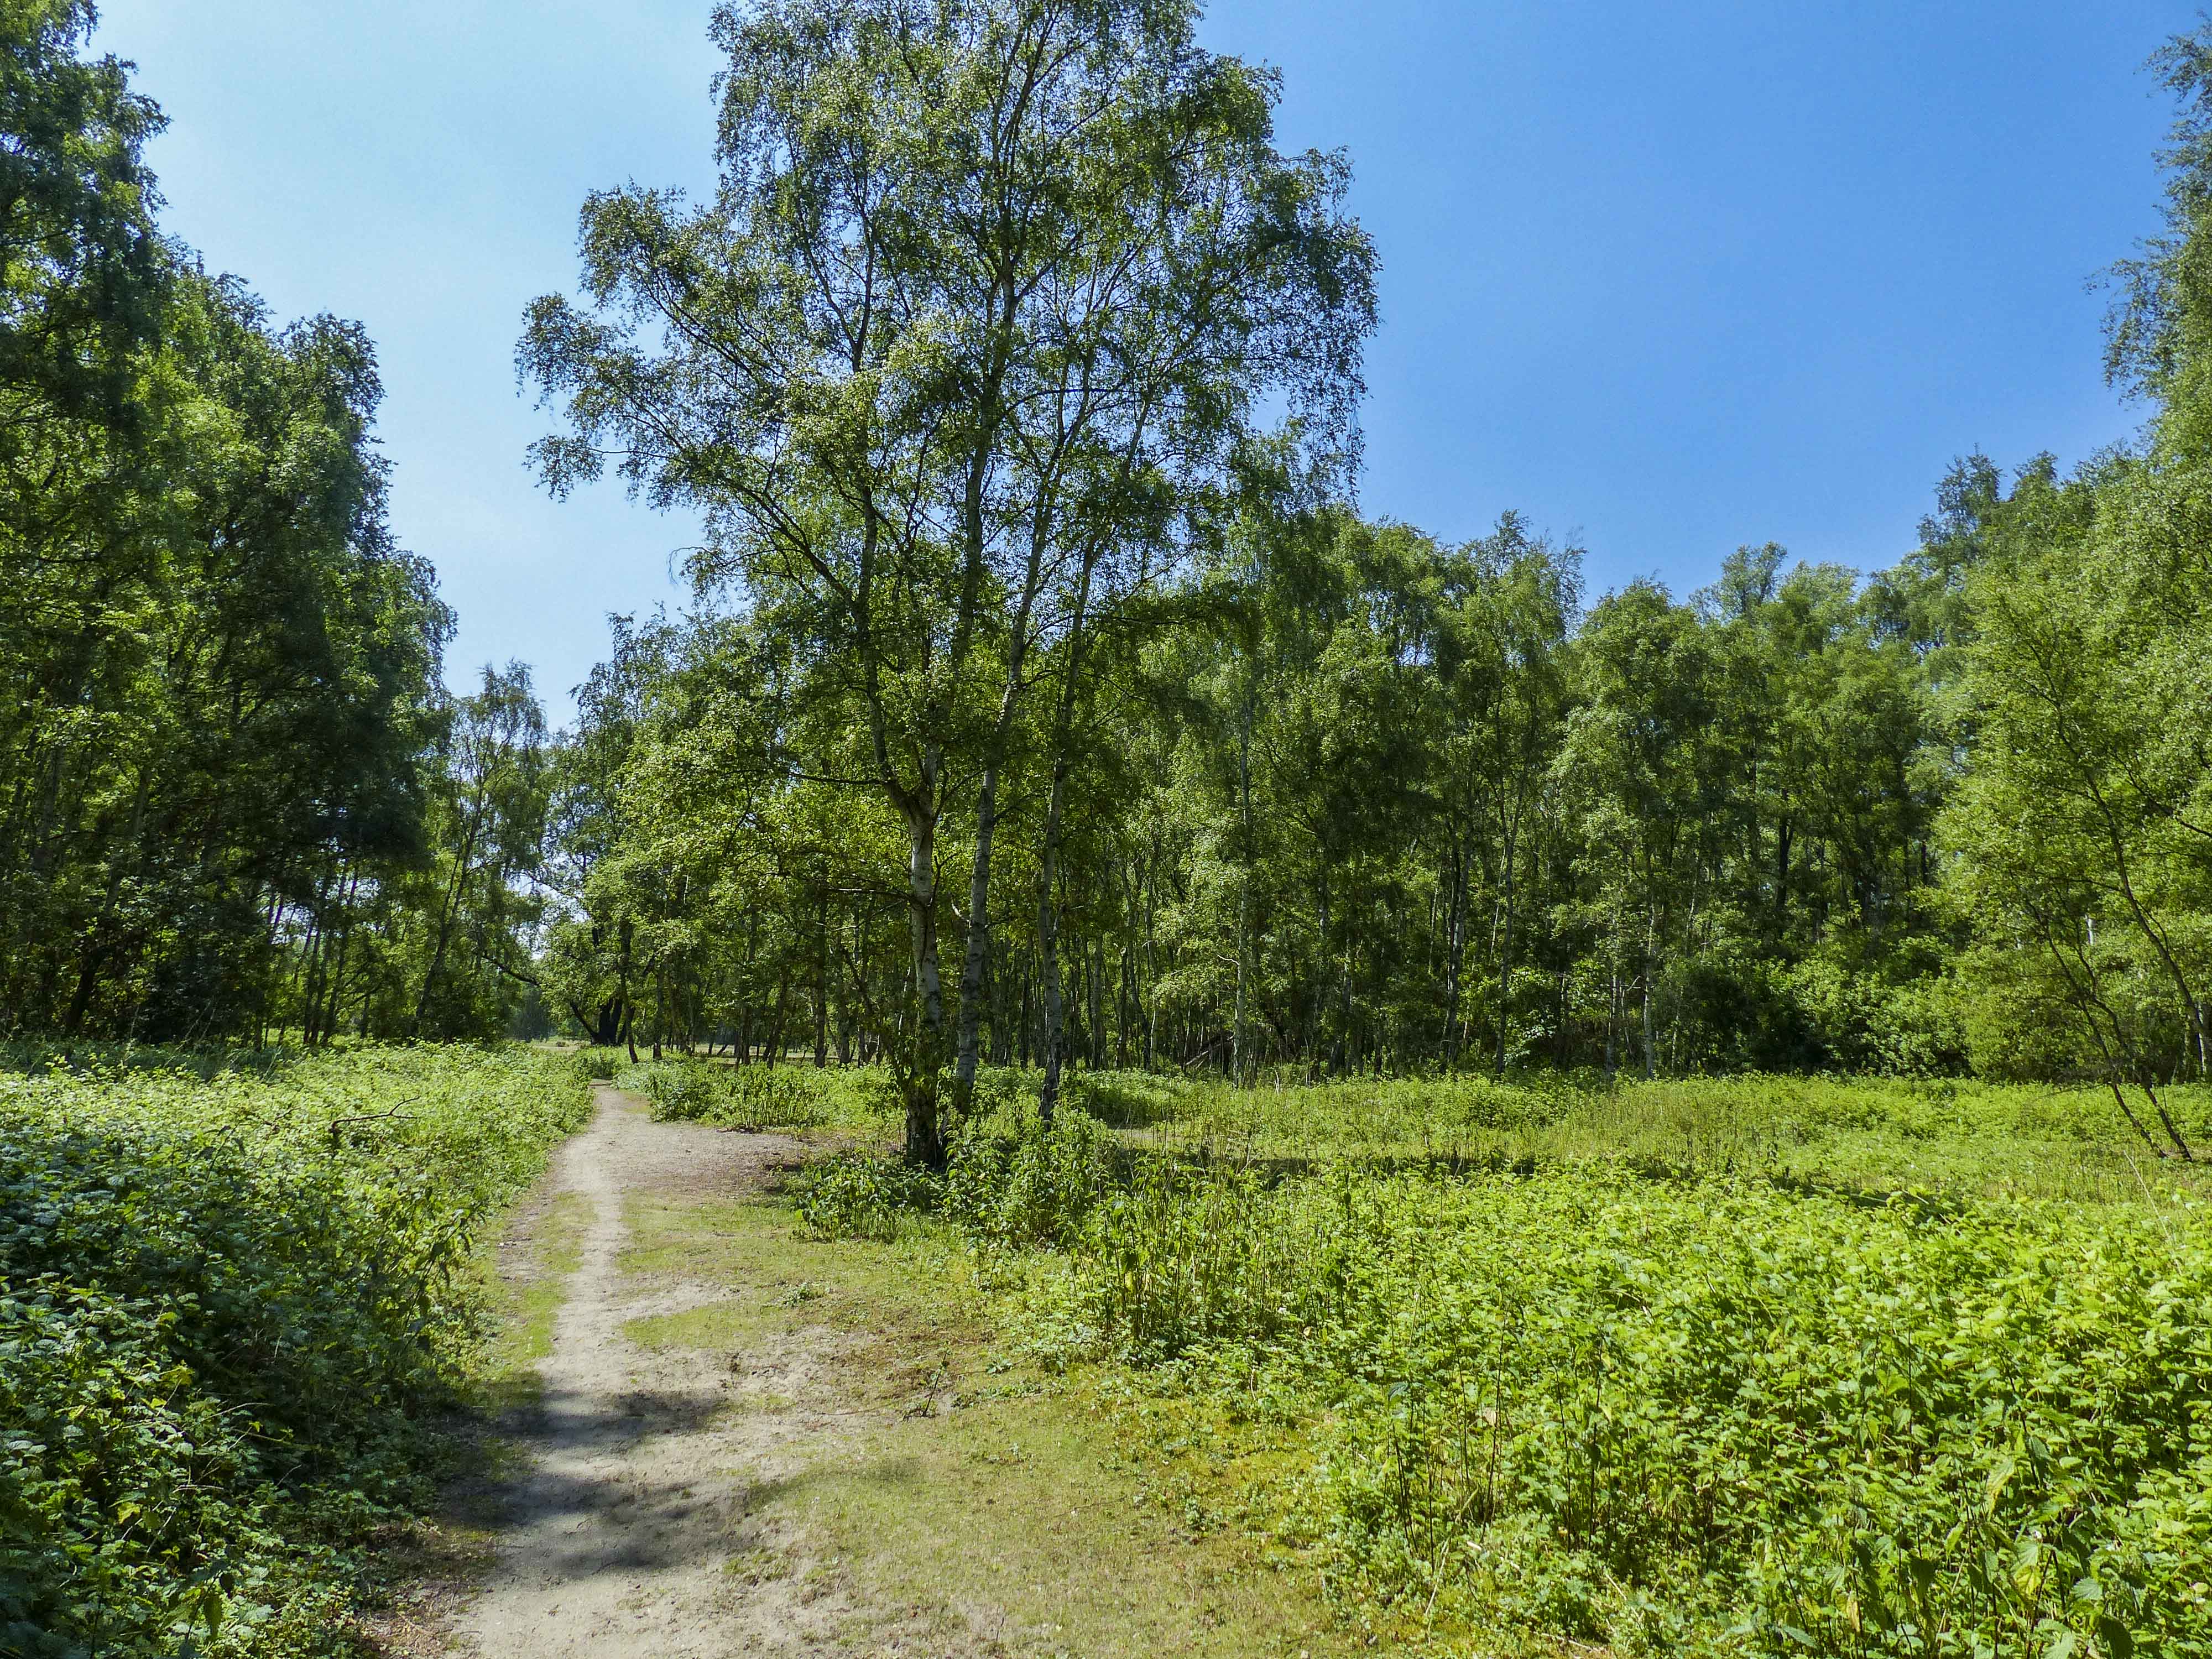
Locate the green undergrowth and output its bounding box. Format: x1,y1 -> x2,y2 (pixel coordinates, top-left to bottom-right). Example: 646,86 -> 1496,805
1073,1069 -> 2212,1204
0,1042 -> 592,1658
625,1054 -> 2212,1204
790,1071 -> 2212,1657
610,1050 -> 907,1134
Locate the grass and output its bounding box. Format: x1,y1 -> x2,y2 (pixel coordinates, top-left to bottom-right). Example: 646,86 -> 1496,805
1051,1068 -> 2212,1207
476,1188 -> 592,1416
615,1181 -> 1361,1656
156,1056 -> 2192,1657
795,1390 -> 1355,1657
612,1053 -> 2212,1204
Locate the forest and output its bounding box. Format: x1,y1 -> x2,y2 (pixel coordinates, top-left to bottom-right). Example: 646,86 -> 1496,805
6,1 -> 2212,1656
15,0 -> 2207,1166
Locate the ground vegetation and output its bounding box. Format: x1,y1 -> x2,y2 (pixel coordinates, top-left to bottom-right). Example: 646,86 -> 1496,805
0,1042 -> 591,1657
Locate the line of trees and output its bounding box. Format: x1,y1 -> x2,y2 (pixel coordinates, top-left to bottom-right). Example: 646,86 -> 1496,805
4,0 -> 2205,1171
534,508 -> 1955,1086
525,0 -> 2212,1164
0,3 -> 551,1044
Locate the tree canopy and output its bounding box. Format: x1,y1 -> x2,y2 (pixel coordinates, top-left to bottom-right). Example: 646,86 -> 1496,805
0,4 -> 548,1045
4,0 -> 2209,1171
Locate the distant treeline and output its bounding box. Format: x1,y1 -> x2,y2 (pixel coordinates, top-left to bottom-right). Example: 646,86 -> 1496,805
539,450 -> 2191,1102
0,4 -> 544,1042
5,2 -> 2208,1166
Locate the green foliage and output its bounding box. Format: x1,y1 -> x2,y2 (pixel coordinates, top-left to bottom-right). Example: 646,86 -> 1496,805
792,1097 -> 1114,1251
398,664 -> 552,1042
1056,1070 -> 2212,1208
1078,1164 -> 2212,1656
529,1 -> 2212,1111
637,1057 -> 898,1133
851,1067 -> 2212,1656
523,0 -> 1378,1159
792,1151 -> 942,1245
541,476 -> 1974,1109
943,1107 -> 1115,1250
1936,446 -> 2212,1122
759,1063 -> 2212,1648
0,7 -> 552,1050
0,1044 -> 589,1657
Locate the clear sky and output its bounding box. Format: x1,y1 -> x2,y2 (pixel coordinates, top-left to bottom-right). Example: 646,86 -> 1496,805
94,1 -> 2196,723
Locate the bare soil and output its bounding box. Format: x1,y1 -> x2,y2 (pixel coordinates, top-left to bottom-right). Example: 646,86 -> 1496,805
449,1086 -> 865,1657
424,1084 -> 1351,1659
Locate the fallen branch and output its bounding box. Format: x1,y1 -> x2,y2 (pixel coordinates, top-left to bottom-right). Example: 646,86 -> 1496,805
326,1098 -> 421,1145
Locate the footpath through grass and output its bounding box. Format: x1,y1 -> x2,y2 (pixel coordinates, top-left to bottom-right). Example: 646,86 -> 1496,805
629,1053 -> 2212,1658
613,1167 -> 1363,1657
0,1042 -> 591,1658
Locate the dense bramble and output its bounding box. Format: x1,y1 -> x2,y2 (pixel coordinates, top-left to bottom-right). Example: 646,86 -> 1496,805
0,1045 -> 590,1658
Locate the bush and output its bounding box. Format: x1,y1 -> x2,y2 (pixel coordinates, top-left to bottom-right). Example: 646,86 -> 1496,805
765,1063 -> 2212,1651
792,1151 -> 941,1243
791,1101 -> 1114,1250
945,1107 -> 1113,1249
0,1045 -> 589,1657
639,1058 -> 896,1131
1077,1158 -> 1309,1359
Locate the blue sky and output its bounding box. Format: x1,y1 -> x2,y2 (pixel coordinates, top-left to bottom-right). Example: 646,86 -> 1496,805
96,2 -> 2194,722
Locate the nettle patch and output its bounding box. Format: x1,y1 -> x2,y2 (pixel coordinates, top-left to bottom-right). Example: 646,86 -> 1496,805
0,1045 -> 591,1658
812,1089 -> 2212,1657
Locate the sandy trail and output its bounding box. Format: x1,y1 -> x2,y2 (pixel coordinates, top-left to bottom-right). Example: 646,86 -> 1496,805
452,1086 -> 855,1657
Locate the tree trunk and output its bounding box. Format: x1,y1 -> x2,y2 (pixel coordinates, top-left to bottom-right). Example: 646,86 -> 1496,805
1037,758 -> 1071,1125
815,884 -> 830,1067
765,968 -> 791,1069
1641,906 -> 1658,1079
1495,810 -> 1517,1078
952,512 -> 1048,1112
1442,834 -> 1468,1067
1604,967 -> 1619,1082
953,763 -> 1001,1112
1232,706 -> 1254,1086
900,770 -> 948,1164
1034,535 -> 1103,1124
413,805 -> 484,1035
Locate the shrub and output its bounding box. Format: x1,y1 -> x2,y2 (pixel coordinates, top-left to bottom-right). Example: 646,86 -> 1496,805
0,1045 -> 589,1657
792,1100 -> 1114,1250
792,1151 -> 941,1243
945,1107 -> 1113,1249
1054,1156 -> 2212,1656
1077,1158 -> 1310,1359
640,1058 -> 896,1131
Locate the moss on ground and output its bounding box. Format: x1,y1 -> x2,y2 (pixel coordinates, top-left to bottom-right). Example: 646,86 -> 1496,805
477,1187 -> 592,1416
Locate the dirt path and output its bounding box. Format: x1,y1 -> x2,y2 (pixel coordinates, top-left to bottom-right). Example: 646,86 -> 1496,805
439,1084 -> 1352,1659
451,1086 -> 854,1657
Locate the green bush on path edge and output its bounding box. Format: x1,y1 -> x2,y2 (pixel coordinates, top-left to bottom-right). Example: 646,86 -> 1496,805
0,1044 -> 593,1659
